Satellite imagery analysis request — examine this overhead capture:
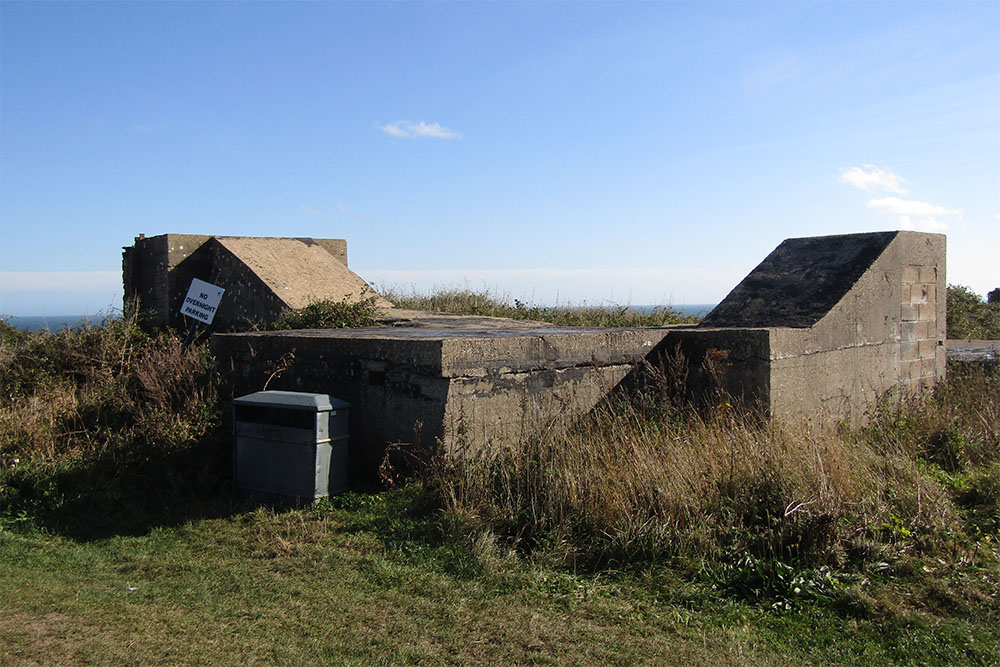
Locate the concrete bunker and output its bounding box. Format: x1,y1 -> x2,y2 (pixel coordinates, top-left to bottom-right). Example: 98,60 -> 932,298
209,230 -> 947,473
122,234 -> 390,329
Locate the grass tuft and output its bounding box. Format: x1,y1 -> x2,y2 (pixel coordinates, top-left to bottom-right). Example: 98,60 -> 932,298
382,286 -> 700,327
1,310 -> 230,537
424,358 -> 1000,613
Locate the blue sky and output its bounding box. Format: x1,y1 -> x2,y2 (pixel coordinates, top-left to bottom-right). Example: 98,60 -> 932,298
1,1 -> 998,316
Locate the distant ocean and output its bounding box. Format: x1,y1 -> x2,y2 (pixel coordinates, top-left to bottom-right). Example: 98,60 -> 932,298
641,304 -> 716,318
4,315 -> 116,332
4,304 -> 717,332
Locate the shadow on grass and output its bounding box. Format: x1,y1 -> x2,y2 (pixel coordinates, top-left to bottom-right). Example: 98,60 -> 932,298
2,423 -> 413,542
1,423 -> 257,541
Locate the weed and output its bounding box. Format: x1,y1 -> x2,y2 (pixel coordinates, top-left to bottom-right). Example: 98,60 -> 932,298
1,284 -> 998,658
423,357 -> 999,618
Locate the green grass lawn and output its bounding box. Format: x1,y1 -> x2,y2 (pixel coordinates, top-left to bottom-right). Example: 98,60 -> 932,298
3,490 -> 997,665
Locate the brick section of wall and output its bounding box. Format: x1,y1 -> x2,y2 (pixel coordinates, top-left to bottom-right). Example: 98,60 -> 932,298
900,264 -> 938,389
122,235 -> 171,326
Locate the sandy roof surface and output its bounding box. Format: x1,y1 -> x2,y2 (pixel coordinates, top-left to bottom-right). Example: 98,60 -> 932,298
216,237 -> 393,309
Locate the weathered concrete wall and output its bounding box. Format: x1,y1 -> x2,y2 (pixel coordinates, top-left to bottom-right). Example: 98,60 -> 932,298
123,234 -> 213,326
213,329 -> 450,472
437,328 -> 665,451
310,238 -> 348,267
212,326 -> 669,467
210,230 -> 949,475
687,231 -> 946,425
767,332 -> 900,424
209,239 -> 290,328
762,232 -> 945,423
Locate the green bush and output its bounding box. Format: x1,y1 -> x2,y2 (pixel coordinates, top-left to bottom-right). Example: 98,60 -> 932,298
268,295 -> 380,330
947,285 -> 1000,339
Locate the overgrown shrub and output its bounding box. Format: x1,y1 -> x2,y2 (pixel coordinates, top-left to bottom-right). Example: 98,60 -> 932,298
0,312 -> 228,536
947,284 -> 1000,339
268,294 -> 380,330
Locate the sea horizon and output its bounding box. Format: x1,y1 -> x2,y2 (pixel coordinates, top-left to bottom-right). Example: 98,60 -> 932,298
3,303 -> 718,332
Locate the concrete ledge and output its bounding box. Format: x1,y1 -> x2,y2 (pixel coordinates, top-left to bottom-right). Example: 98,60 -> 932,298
947,340 -> 1000,362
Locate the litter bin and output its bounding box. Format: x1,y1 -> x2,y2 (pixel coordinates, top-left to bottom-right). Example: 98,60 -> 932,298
233,390 -> 350,503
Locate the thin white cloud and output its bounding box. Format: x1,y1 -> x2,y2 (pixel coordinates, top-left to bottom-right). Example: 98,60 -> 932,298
335,202 -> 371,223
377,120 -> 462,140
838,165 -> 961,232
866,196 -> 961,218
866,196 -> 961,232
300,204 -> 337,221
839,165 -> 907,194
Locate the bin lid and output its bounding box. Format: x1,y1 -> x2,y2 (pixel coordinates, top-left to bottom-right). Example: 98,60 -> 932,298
233,390 -> 350,412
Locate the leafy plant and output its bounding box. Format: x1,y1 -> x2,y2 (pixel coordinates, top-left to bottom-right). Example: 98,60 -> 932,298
947,284 -> 1000,339
268,294 -> 380,330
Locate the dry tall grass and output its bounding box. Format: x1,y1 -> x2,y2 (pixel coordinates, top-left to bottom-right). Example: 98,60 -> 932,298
430,361 -> 999,578
0,311 -> 227,536
382,286 -> 699,327
0,312 -> 218,467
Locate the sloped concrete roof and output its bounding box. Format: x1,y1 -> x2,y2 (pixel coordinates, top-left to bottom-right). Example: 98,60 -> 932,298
701,231 -> 898,328
215,237 -> 392,309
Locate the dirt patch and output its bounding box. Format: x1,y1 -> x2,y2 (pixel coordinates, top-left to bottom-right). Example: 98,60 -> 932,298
0,610 -> 116,665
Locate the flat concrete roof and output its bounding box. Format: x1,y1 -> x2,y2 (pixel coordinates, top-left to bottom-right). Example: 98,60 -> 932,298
248,325 -> 616,340
214,313 -> 698,376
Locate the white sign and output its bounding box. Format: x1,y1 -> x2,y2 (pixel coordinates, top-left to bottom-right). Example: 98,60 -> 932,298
180,278 -> 225,325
